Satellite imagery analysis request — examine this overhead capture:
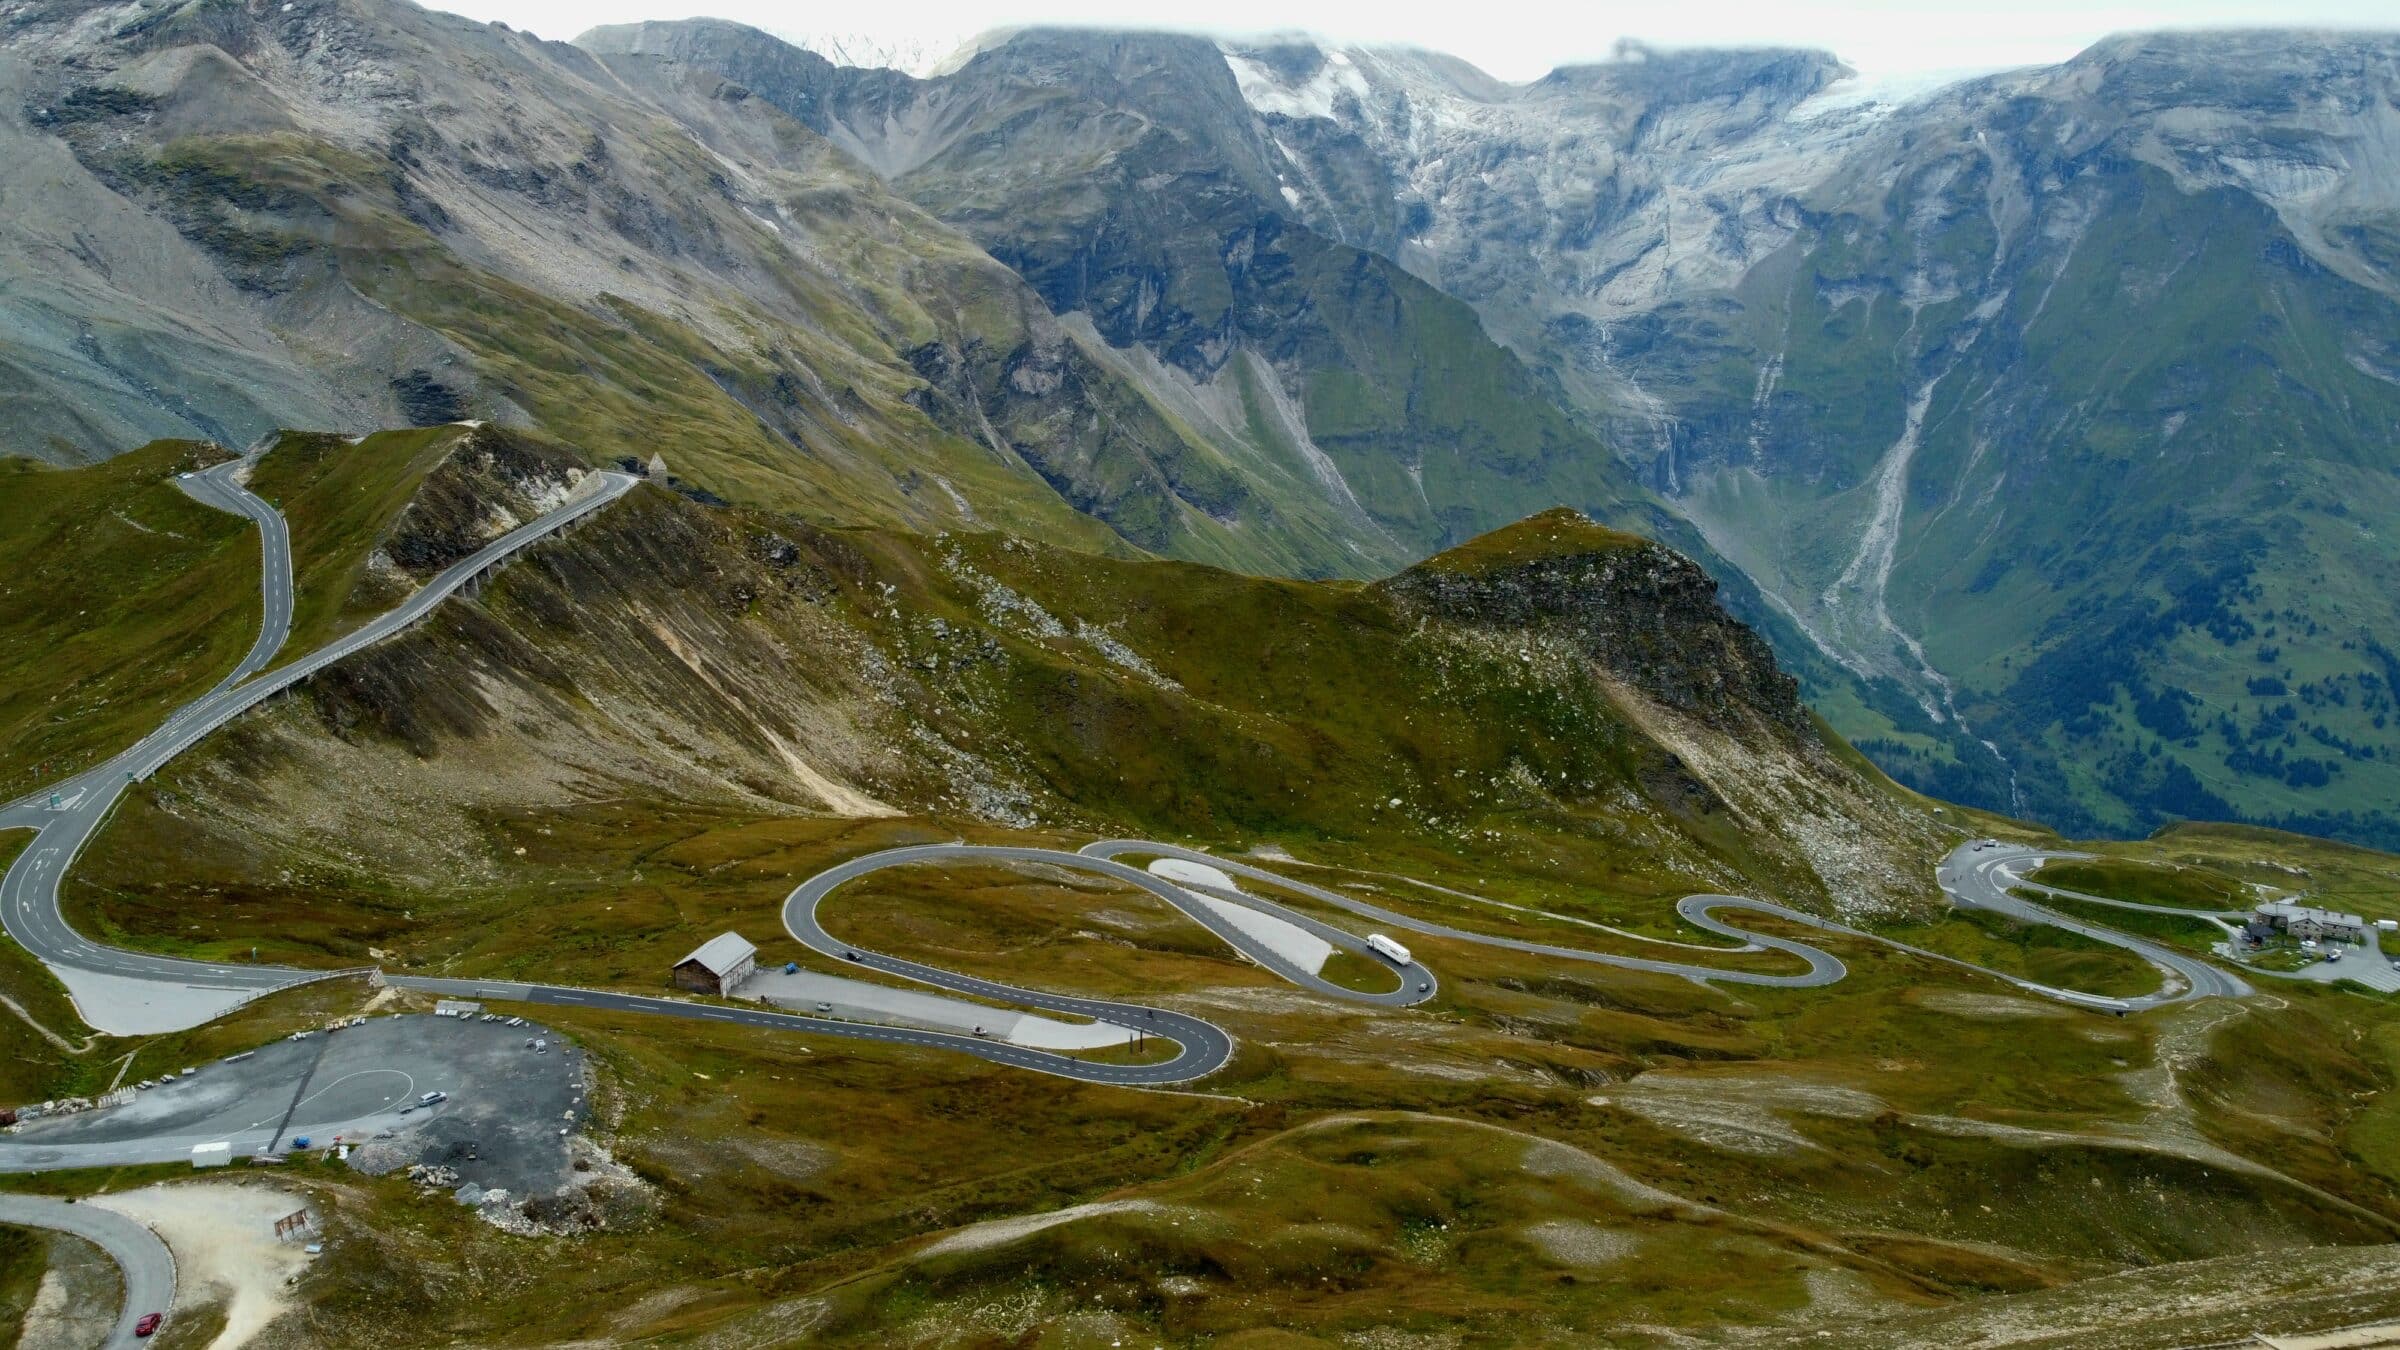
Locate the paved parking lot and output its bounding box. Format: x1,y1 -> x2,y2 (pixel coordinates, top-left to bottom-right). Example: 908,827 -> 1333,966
2238,935 -> 2400,993
0,1014 -> 586,1195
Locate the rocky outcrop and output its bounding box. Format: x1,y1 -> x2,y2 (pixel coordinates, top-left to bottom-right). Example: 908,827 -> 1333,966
1378,509 -> 1808,740
0,0 -> 1308,578
380,426 -> 588,577
1228,26 -> 2400,843
578,20 -> 1667,573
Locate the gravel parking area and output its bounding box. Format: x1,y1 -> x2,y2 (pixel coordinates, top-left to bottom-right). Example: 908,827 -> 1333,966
1,1013 -> 587,1197
347,1016 -> 588,1198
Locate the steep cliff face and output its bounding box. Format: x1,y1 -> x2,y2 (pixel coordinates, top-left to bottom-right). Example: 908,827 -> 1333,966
1228,41 -> 1854,318
1635,36 -> 2400,842
1189,28 -> 2400,845
1379,509 -> 1807,740
372,426 -> 590,576
578,21 -> 1668,574
1380,510 -> 1932,915
21,3 -> 2395,846
1,0 -> 1361,574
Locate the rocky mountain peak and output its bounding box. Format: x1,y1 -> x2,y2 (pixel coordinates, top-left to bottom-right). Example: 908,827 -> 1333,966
1529,42 -> 1853,113
1393,507 -> 1646,576
2063,27 -> 2400,107
1380,512 -> 1810,740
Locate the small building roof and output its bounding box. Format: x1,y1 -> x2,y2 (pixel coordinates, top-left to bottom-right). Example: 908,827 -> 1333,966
676,931 -> 756,976
2258,899 -> 2365,926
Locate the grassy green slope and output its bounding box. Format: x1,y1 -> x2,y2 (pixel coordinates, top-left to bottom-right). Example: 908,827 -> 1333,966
1921,175 -> 2400,844
1291,239 -> 1657,553
246,426 -> 465,666
2103,821 -> 2400,924
2026,858 -> 2247,911
1665,152 -> 2400,846
1876,908 -> 2163,998
70,487 -> 1932,988
587,23 -> 1664,577
0,441 -> 257,795
29,471 -> 2400,1344
2015,891 -> 2229,955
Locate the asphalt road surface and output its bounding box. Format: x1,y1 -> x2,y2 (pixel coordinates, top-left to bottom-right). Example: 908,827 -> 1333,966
777,843 -> 1441,1082
1941,843 -> 2253,1004
0,465 -> 636,1032
1998,854 -> 2400,994
1087,840 -> 1847,990
0,1013 -> 581,1181
1095,840 -> 2244,1010
389,974 -> 1233,1086
0,1194 -> 174,1347
0,452 -> 290,822
0,448 -> 2271,1109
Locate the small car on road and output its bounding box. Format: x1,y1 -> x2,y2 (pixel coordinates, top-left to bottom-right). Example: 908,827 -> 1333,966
135,1312 -> 163,1337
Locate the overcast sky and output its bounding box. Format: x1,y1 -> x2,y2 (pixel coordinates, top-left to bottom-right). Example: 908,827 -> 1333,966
427,0 -> 2400,81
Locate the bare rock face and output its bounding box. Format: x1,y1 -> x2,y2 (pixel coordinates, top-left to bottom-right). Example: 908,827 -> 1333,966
578,19 -> 1672,577
378,426 -> 588,577
1378,509 -> 1808,741
1224,28 -> 2400,843
19,0 -> 2400,841
0,0 -> 1316,580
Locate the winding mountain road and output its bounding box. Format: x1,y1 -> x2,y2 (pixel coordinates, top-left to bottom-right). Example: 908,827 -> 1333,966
1941,845 -> 2253,1002
774,843 -> 1437,1083
1083,840 -> 1846,991
0,448 -> 2259,1095
0,1194 -> 174,1348
0,458 -> 637,1032
0,445 -> 2289,1345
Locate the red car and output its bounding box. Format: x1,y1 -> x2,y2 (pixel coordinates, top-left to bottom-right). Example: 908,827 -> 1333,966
134,1313 -> 163,1337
